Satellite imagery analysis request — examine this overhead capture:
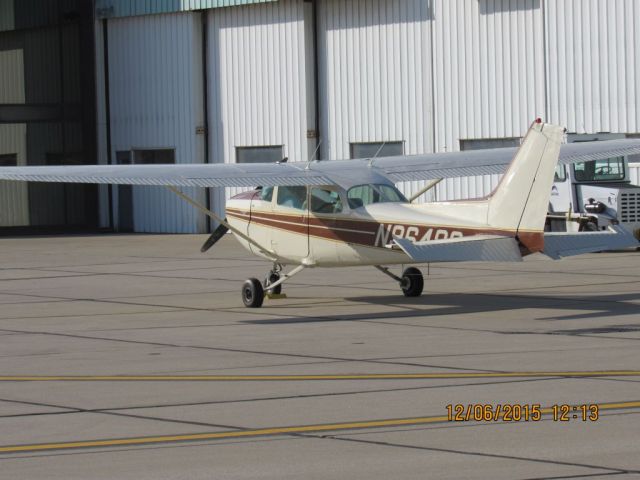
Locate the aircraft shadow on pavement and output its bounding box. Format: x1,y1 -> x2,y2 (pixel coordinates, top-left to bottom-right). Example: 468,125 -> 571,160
241,291 -> 640,336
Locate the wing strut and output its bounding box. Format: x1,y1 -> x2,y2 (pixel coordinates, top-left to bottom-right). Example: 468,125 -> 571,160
165,186 -> 277,260
408,179 -> 442,203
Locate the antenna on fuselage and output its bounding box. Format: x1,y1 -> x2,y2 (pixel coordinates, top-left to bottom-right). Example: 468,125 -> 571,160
309,140 -> 322,162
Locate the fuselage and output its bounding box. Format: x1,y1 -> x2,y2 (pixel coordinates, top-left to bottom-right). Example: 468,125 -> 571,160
226,184 -> 525,267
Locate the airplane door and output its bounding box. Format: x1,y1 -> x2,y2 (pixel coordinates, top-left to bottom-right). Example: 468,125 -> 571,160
248,186 -> 275,256
271,186 -> 309,261
308,186 -> 343,265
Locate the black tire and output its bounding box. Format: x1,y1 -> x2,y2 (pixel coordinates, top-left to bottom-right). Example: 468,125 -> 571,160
581,221 -> 598,232
401,267 -> 424,297
264,273 -> 282,295
242,278 -> 264,308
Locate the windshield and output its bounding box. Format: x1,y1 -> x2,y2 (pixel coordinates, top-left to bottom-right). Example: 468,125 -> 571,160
347,184 -> 408,209
573,157 -> 625,182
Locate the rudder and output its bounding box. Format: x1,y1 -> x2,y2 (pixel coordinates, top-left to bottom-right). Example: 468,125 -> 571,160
487,120 -> 565,251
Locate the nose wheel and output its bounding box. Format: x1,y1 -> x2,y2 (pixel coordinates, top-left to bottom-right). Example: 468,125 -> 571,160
242,278 -> 264,308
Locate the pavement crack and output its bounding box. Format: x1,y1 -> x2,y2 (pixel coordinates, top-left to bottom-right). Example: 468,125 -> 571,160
318,436 -> 638,475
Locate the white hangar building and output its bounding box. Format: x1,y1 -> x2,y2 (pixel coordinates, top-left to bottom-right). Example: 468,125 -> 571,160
3,0 -> 639,233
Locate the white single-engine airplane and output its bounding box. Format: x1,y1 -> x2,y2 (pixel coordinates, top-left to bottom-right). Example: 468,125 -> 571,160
1,119 -> 639,307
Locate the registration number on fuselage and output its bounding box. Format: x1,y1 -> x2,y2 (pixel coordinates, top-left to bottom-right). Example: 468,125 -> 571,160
374,224 -> 464,247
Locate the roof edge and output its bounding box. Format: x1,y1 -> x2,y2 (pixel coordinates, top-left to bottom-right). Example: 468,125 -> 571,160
96,0 -> 279,20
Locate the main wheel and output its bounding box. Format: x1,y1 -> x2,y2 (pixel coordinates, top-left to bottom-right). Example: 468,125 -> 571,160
242,278 -> 264,308
401,267 -> 424,297
264,272 -> 282,295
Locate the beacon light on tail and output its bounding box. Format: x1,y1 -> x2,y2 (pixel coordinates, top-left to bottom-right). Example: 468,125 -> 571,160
0,120 -> 638,307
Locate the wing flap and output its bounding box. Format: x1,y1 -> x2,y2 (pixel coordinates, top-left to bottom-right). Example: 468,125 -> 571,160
394,235 -> 523,263
543,226 -> 638,259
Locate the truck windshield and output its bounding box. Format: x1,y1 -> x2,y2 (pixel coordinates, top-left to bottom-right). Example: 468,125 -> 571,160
347,184 -> 408,209
573,157 -> 625,182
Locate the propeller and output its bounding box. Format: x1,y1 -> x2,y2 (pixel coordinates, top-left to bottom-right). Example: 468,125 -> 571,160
200,221 -> 230,253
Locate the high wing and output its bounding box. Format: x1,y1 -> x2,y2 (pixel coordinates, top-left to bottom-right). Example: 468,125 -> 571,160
0,162 -> 333,187
370,138 -> 640,182
0,138 -> 638,187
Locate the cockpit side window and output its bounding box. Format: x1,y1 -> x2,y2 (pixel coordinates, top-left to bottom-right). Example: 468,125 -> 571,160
310,188 -> 343,214
277,186 -> 307,210
347,184 -> 407,209
260,186 -> 274,202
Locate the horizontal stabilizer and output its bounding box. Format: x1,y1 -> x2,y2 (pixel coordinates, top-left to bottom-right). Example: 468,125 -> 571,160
394,235 -> 522,263
543,226 -> 638,259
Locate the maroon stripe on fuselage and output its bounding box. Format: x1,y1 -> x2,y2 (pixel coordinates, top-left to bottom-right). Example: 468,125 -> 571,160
225,207 -> 545,253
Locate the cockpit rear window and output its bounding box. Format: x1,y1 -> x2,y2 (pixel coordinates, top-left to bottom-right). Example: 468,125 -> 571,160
347,184 -> 407,209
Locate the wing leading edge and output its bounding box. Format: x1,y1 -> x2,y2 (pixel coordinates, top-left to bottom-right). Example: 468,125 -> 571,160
0,163 -> 333,188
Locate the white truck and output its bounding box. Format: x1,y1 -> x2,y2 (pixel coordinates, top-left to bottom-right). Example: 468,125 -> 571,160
547,134 -> 640,241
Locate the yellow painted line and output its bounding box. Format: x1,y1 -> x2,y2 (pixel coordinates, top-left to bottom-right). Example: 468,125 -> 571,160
1,371 -> 640,381
1,400 -> 639,454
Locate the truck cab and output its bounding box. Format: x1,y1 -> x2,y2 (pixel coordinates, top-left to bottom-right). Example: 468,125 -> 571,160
548,133 -> 640,240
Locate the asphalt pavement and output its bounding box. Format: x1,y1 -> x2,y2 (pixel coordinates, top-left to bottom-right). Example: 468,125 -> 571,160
0,233 -> 639,479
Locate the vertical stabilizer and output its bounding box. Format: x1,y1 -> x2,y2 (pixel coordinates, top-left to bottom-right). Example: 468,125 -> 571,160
487,120 -> 564,251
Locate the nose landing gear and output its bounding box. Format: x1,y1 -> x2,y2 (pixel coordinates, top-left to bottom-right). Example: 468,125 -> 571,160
241,264 -> 306,307
264,266 -> 283,295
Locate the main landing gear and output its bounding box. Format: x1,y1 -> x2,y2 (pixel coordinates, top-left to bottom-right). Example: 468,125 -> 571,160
375,265 -> 424,297
241,264 -> 305,308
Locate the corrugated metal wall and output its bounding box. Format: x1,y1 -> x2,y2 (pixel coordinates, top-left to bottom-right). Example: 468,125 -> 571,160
630,164 -> 640,186
97,0 -> 640,231
432,0 -> 545,152
317,0 -> 433,160
317,0 -> 434,201
0,46 -> 29,226
207,0 -> 313,201
94,20 -> 111,228
545,0 -> 640,134
0,0 -> 14,31
107,12 -> 207,233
